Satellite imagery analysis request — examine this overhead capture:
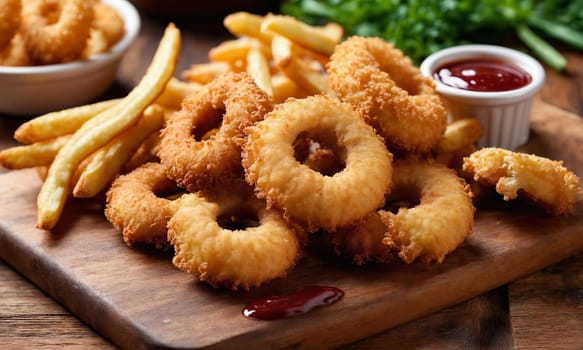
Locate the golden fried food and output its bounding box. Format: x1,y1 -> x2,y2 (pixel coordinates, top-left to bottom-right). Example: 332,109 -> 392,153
462,147 -> 580,215
168,181 -> 302,290
381,158 -> 475,264
328,36 -> 447,153
270,74 -> 308,104
14,98 -> 120,143
157,72 -> 272,192
5,10 -> 574,294
223,11 -> 272,43
0,33 -> 32,66
436,118 -> 483,155
271,34 -> 332,96
0,0 -> 21,50
92,0 -> 124,49
261,14 -> 337,56
181,61 -> 233,85
2,0 -> 126,65
246,48 -> 274,98
36,23 -> 180,230
0,135 -> 69,169
21,0 -> 94,64
105,162 -> 181,249
324,211 -> 395,265
73,104 -> 165,198
433,117 -> 483,168
242,95 -> 393,232
208,37 -> 270,65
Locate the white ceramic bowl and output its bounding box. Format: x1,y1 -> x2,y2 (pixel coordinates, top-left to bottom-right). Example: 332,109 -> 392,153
420,44 -> 545,150
0,0 -> 141,116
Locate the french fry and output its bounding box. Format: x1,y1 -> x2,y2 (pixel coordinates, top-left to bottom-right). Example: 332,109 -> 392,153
181,61 -> 233,84
223,12 -> 272,43
156,77 -> 201,110
271,34 -> 295,70
36,23 -> 180,230
261,14 -> 338,56
123,132 -> 160,172
209,37 -> 270,63
271,74 -> 308,104
271,35 -> 332,96
14,99 -> 121,144
318,22 -> 344,43
437,118 -> 484,153
0,136 -> 70,169
35,166 -> 49,181
246,49 -> 274,98
14,78 -> 195,145
73,105 -> 165,198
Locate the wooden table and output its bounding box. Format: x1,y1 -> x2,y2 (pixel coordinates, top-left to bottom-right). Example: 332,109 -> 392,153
1,13 -> 582,350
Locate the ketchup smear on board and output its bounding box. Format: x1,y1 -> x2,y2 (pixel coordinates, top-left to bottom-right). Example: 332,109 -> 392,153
242,285 -> 344,320
434,58 -> 532,92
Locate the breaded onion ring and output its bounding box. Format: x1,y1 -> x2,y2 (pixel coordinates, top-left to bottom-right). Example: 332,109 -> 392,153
380,158 -> 475,264
21,0 -> 94,64
242,95 -> 393,232
0,0 -> 21,50
0,33 -> 31,66
462,147 -> 580,215
105,162 -> 182,249
93,1 -> 124,49
83,0 -> 124,58
328,36 -> 447,153
324,211 -> 394,266
157,72 -> 272,192
168,182 -> 302,290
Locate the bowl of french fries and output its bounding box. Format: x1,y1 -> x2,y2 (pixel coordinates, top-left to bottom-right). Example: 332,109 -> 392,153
0,0 -> 140,116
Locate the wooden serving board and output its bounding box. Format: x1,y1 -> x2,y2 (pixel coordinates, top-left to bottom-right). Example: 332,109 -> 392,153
1,100 -> 583,350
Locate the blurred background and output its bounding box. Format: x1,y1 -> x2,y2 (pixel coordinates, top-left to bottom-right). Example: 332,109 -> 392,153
129,0 -> 280,19
130,0 -> 583,71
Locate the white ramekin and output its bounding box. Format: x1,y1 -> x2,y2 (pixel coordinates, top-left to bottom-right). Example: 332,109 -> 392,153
420,44 -> 545,150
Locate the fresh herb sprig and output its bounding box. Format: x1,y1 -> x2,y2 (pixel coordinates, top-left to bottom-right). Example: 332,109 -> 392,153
281,0 -> 583,70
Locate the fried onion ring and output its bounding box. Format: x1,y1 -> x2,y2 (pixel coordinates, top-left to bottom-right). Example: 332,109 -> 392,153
0,33 -> 31,66
168,181 -> 302,290
328,36 -> 447,153
0,0 -> 21,50
21,0 -> 94,64
83,0 -> 124,58
92,1 -> 124,49
242,95 -> 393,232
157,72 -> 272,192
323,211 -> 395,265
105,162 -> 182,249
462,147 -> 580,215
380,158 -> 475,264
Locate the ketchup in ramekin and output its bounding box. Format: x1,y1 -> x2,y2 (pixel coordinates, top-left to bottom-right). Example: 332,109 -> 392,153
434,58 -> 532,92
420,45 -> 545,150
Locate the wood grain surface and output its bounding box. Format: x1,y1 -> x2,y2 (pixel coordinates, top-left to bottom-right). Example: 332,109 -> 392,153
0,101 -> 582,349
1,14 -> 583,350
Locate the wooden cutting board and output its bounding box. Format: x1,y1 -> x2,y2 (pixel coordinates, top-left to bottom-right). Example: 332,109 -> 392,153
1,100 -> 582,350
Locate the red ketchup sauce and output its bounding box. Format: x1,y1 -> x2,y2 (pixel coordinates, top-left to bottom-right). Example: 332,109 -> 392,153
434,58 -> 532,92
242,285 -> 344,320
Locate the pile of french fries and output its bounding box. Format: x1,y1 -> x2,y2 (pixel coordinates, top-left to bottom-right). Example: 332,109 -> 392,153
182,12 -> 343,102
0,14 -> 345,230
0,24 -> 189,229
